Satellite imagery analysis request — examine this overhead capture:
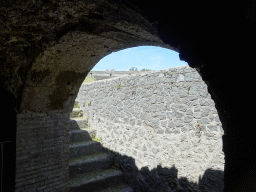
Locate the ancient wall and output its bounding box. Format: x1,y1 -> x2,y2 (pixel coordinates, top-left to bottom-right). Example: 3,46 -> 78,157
15,112 -> 70,192
76,65 -> 225,184
87,70 -> 146,81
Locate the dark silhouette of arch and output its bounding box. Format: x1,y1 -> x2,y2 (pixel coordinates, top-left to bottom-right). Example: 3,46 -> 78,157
0,87 -> 16,192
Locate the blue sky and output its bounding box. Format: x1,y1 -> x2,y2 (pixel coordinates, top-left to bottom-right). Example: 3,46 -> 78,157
91,46 -> 188,71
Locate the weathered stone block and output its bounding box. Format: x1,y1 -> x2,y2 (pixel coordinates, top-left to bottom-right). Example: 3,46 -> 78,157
145,113 -> 152,122
157,128 -> 164,134
185,73 -> 194,82
179,105 -> 187,112
188,95 -> 198,101
139,111 -> 146,120
194,106 -> 201,112
154,77 -> 161,84
171,104 -> 180,111
186,109 -> 193,116
150,103 -> 165,112
200,125 -> 206,131
220,126 -> 224,133
188,85 -> 197,94
175,111 -> 183,118
215,116 -> 220,122
174,119 -> 183,127
161,121 -> 167,128
150,95 -> 158,104
173,128 -> 181,134
160,89 -> 170,97
137,119 -> 142,126
143,105 -> 150,112
187,123 -> 194,131
212,108 -> 218,114
177,74 -> 185,82
193,112 -> 201,119
199,99 -> 210,106
173,96 -> 182,104
200,90 -> 209,97
184,115 -> 193,123
181,126 -> 187,132
209,115 -> 215,122
167,121 -> 175,128
157,96 -> 165,103
126,112 -> 133,118
170,86 -> 178,94
124,118 -> 129,124
164,96 -> 174,103
188,100 -> 199,106
130,119 -> 135,126
201,107 -> 211,117
208,125 -> 218,131
205,132 -> 214,138
199,118 -> 210,125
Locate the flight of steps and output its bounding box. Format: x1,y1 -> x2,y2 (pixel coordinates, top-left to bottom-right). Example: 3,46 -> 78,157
68,100 -> 134,192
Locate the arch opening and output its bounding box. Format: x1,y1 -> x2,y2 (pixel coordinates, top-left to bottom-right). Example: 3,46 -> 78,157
71,46 -> 224,191
2,0 -> 255,191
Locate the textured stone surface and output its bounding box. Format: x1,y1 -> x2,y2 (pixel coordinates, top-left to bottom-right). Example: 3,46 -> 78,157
77,66 -> 224,187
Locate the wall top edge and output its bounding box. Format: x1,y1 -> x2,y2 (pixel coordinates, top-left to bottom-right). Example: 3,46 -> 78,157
82,65 -> 194,85
89,65 -> 190,74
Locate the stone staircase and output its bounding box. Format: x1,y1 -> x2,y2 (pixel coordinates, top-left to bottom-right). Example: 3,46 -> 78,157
68,101 -> 134,192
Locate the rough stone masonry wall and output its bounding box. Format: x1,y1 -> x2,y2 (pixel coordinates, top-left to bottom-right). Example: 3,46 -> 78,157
76,65 -> 224,184
15,112 -> 70,192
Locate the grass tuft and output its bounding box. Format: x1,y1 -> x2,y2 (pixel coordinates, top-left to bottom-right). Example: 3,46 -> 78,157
92,137 -> 101,142
83,77 -> 94,84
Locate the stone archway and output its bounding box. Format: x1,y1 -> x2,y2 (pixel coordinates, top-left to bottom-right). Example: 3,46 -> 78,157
1,0 -> 256,191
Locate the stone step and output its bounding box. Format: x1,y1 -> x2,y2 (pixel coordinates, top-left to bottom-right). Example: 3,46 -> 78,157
70,108 -> 83,118
69,129 -> 96,143
69,152 -> 114,179
69,119 -> 88,130
68,167 -> 125,192
69,140 -> 102,159
97,184 -> 134,192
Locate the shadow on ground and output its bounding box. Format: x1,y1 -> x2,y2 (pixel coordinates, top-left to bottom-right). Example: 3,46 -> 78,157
101,146 -> 224,192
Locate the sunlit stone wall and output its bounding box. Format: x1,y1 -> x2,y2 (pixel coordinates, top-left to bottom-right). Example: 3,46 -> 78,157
76,65 -> 224,183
